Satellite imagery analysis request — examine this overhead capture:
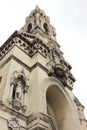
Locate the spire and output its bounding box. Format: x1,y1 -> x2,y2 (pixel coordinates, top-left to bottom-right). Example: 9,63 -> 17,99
20,6 -> 56,40
35,5 -> 40,11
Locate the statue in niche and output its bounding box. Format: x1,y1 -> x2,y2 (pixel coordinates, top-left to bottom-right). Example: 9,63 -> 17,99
10,69 -> 29,111
12,77 -> 24,101
50,48 -> 57,61
12,77 -> 24,110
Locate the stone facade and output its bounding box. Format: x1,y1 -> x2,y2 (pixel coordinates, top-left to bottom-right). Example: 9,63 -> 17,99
0,6 -> 87,130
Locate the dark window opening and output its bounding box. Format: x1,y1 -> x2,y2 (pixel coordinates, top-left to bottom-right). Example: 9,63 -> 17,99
12,86 -> 16,99
8,127 -> 13,130
43,23 -> 49,33
0,76 -> 2,82
8,128 -> 13,130
28,23 -> 32,33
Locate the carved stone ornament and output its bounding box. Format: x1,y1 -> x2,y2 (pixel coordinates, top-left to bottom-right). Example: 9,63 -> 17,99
12,99 -> 21,110
54,64 -> 66,78
48,63 -> 68,86
54,64 -> 67,85
8,117 -> 20,130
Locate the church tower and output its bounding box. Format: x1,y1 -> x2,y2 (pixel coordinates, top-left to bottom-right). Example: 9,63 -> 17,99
0,6 -> 87,130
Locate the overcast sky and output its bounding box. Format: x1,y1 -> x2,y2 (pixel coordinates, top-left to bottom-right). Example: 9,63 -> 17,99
0,0 -> 87,118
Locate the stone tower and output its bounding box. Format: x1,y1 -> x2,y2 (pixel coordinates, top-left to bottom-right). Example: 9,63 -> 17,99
0,6 -> 87,130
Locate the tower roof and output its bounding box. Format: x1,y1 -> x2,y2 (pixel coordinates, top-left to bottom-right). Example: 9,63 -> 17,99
20,6 -> 56,41
26,5 -> 50,23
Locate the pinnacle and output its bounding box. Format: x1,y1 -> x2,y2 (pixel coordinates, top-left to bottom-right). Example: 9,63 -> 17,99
35,5 -> 40,11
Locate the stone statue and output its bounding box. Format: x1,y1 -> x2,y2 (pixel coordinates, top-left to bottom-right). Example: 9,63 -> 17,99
10,69 -> 29,111
15,80 -> 22,99
50,48 -> 56,61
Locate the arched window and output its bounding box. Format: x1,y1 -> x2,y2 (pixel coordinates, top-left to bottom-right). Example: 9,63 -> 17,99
43,23 -> 49,33
28,23 -> 32,33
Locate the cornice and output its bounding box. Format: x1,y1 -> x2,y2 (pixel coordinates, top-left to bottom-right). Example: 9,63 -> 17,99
0,30 -> 75,91
0,32 -> 50,60
0,31 -> 18,51
0,55 -> 48,73
0,30 -> 61,61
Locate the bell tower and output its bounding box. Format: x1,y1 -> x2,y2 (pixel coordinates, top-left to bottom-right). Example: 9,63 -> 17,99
21,6 -> 56,40
0,6 -> 87,130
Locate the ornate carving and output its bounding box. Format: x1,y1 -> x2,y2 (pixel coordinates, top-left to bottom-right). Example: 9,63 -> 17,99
11,68 -> 29,92
48,63 -> 75,89
0,31 -> 58,61
12,99 -> 21,110
54,64 -> 67,86
22,105 -> 27,113
8,116 -> 20,130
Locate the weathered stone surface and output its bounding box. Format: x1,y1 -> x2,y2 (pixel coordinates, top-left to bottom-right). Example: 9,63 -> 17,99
0,6 -> 86,130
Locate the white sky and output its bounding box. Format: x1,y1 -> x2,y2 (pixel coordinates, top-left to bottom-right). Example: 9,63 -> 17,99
0,0 -> 87,118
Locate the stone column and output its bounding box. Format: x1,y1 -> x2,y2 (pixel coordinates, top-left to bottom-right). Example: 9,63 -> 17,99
22,92 -> 27,113
24,92 -> 27,105
22,85 -> 29,113
9,84 -> 14,102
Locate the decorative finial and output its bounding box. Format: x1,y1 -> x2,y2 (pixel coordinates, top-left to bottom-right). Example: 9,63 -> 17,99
35,5 -> 40,11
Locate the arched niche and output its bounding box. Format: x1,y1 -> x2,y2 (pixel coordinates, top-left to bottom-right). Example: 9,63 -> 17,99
41,77 -> 81,130
43,23 -> 49,33
27,23 -> 32,33
10,69 -> 29,111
